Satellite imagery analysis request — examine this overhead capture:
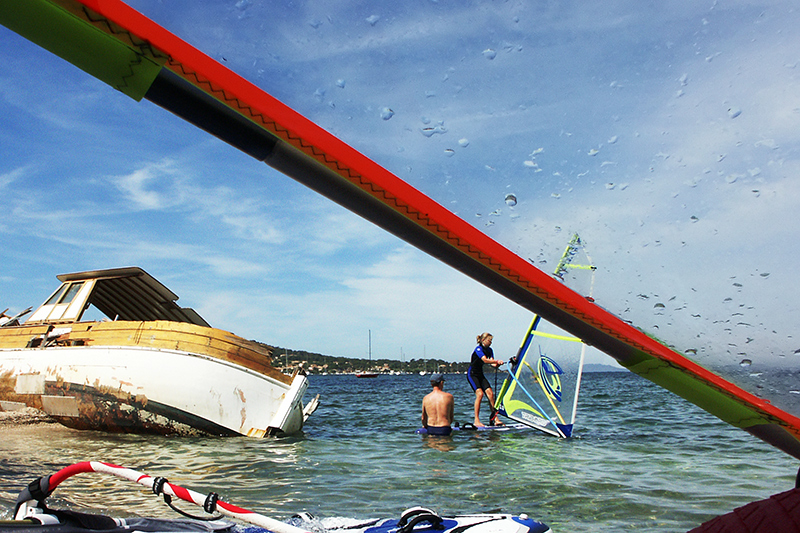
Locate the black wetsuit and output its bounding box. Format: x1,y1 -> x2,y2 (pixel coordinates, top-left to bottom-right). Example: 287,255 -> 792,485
467,344 -> 494,392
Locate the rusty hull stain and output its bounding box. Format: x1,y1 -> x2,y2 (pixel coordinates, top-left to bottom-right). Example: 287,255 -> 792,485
0,370 -> 45,411
0,371 -> 230,436
234,386 -> 247,430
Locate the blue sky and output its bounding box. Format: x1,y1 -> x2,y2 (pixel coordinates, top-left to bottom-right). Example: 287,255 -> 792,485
2,1 -> 800,409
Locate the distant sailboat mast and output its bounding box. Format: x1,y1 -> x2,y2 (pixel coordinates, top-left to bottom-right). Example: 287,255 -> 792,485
357,329 -> 378,378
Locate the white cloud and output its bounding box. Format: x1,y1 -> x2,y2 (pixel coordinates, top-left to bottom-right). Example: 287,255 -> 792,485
0,166 -> 28,190
114,162 -> 181,210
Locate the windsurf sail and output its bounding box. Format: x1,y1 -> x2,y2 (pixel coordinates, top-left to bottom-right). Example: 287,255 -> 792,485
4,1 -> 800,460
495,234 -> 595,438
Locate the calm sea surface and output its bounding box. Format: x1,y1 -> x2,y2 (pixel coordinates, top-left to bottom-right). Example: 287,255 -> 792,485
0,372 -> 796,532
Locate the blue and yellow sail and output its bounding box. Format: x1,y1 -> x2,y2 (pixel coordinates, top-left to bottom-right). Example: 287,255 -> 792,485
496,234 -> 595,438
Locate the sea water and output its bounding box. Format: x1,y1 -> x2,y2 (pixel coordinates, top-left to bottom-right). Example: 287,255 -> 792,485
0,372 -> 796,532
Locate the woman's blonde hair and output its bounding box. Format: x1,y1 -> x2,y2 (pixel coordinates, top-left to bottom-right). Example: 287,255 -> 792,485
476,332 -> 493,343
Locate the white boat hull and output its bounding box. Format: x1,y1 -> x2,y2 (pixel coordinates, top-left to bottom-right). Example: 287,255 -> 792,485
0,345 -> 307,437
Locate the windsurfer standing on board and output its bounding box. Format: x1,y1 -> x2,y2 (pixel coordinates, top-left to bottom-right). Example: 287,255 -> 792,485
422,373 -> 454,435
467,332 -> 504,427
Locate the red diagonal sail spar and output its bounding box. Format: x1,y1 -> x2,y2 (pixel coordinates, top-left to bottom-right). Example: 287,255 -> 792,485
3,0 -> 800,458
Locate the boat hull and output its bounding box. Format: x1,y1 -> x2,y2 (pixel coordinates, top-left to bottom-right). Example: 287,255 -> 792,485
0,344 -> 307,437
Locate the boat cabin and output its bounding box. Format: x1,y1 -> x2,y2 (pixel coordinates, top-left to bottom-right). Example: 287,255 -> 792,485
26,267 -> 209,327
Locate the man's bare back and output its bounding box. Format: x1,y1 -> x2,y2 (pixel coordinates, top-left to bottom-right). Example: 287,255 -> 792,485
422,386 -> 454,428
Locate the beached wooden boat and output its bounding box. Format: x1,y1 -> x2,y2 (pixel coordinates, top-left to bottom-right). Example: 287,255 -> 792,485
0,267 -> 318,437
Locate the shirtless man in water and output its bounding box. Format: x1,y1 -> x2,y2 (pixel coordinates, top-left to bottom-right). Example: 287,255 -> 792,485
422,373 -> 454,436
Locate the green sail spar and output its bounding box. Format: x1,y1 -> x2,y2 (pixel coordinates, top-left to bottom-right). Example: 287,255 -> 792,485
495,234 -> 596,438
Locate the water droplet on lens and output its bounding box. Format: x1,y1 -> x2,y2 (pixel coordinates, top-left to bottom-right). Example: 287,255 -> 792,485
728,107 -> 741,118
739,358 -> 752,367
444,149 -> 455,157
380,107 -> 394,120
483,49 -> 497,60
336,79 -> 346,88
458,138 -> 469,147
366,15 -> 380,26
421,124 -> 447,137
588,148 -> 599,156
505,194 -> 517,207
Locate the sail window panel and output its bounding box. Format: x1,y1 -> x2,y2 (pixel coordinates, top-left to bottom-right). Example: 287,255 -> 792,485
61,282 -> 84,304
61,280 -> 95,322
28,284 -> 71,323
26,283 -> 67,324
31,281 -> 83,322
44,284 -> 69,306
46,302 -> 70,321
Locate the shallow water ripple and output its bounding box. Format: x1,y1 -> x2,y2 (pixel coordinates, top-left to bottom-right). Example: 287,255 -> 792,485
1,373 -> 796,532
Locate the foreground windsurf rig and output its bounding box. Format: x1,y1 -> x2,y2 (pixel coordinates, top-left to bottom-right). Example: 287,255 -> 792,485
7,461 -> 551,533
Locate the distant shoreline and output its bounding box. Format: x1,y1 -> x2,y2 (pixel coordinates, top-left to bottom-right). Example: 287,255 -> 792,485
583,363 -> 627,373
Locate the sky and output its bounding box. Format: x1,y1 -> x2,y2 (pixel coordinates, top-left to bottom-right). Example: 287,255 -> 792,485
2,1 -> 800,410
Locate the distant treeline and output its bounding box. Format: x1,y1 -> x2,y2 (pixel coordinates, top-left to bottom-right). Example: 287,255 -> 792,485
256,342 -> 625,374
266,344 -> 470,374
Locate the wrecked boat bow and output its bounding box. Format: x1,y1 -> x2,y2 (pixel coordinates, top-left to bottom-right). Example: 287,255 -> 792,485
0,267 -> 318,437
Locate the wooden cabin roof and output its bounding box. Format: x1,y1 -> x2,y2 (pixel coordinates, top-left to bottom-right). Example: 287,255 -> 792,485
27,267 -> 209,326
